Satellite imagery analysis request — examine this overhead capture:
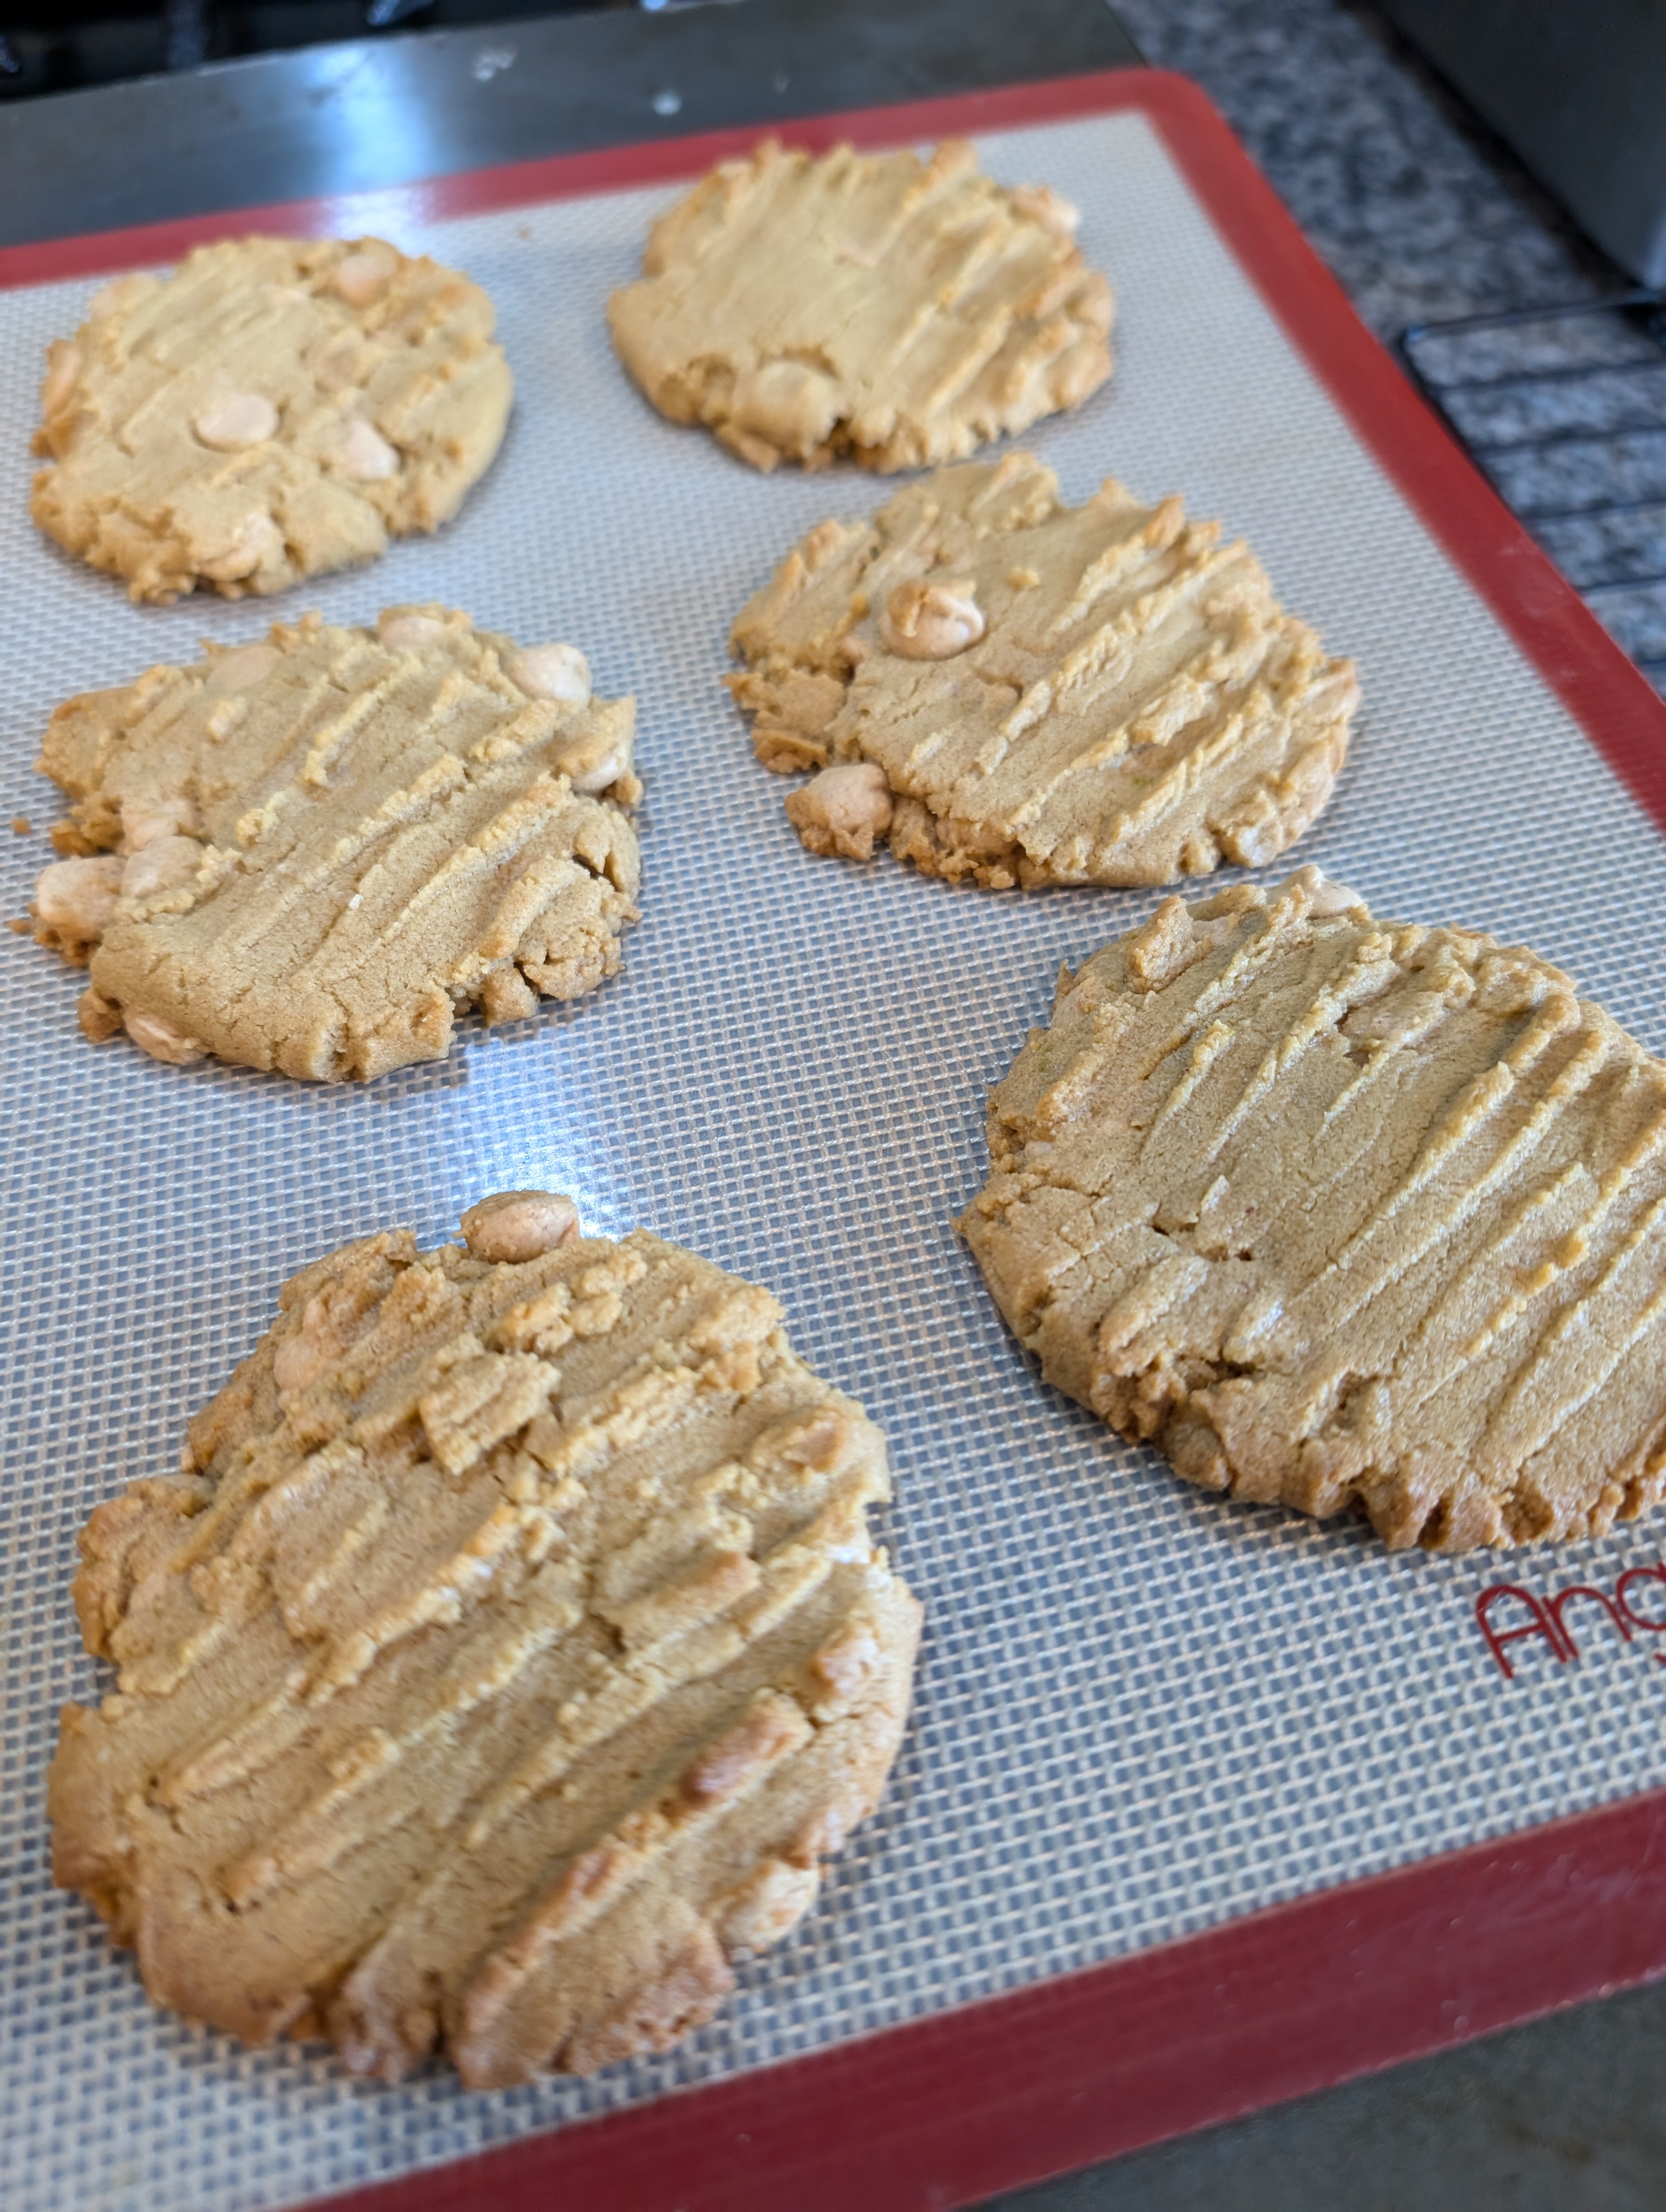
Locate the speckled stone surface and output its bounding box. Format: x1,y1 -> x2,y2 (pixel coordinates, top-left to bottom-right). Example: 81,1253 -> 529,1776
1111,0 -> 1666,693
1110,0 -> 1619,337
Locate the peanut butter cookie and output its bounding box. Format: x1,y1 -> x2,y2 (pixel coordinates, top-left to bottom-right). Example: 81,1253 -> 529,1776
731,454 -> 1359,889
32,236 -> 512,603
30,607 -> 639,1082
608,141 -> 1112,472
962,870 -> 1666,1551
49,1197 -> 922,2087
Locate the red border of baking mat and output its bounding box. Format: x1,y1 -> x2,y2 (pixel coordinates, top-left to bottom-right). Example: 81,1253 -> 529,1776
10,67 -> 1666,2212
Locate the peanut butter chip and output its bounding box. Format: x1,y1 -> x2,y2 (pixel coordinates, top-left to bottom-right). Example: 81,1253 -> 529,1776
962,872 -> 1666,1553
879,578 -> 984,659
509,644 -> 592,711
554,728 -> 629,795
32,236 -> 511,602
123,1008 -> 206,1065
731,359 -> 841,454
193,392 -> 279,450
335,417 -> 399,482
36,856 -> 121,942
784,763 -> 893,861
728,454 -> 1358,888
48,1219 -> 921,2087
460,1191 -> 582,1263
200,511 -> 284,583
29,611 -> 640,1082
1292,863 -> 1365,917
717,1860 -> 821,1954
377,612 -> 448,652
334,246 -> 400,306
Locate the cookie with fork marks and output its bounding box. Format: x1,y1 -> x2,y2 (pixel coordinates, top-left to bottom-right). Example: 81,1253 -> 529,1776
30,607 -> 639,1082
962,870 -> 1666,1549
49,1194 -> 922,2085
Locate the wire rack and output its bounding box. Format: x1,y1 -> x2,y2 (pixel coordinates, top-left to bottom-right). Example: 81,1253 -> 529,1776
1401,292 -> 1666,697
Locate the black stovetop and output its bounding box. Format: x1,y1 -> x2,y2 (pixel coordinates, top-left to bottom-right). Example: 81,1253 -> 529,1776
0,0 -> 616,99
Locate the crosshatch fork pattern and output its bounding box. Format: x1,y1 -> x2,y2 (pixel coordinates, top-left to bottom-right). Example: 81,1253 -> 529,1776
5,111 -> 1666,2212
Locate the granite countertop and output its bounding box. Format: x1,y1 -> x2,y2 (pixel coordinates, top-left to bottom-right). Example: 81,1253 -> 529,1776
1113,0 -> 1666,691
1113,0 -> 1620,338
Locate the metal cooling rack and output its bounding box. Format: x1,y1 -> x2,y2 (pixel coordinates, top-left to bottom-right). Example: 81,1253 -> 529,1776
1401,292 -> 1666,696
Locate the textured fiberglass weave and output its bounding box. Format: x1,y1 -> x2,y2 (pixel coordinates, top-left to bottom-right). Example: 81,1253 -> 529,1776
4,111 -> 1666,2212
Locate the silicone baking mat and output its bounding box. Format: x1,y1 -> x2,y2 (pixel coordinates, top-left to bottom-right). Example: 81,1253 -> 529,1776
4,71 -> 1666,2212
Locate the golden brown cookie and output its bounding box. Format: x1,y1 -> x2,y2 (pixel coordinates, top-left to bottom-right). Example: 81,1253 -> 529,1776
730,454 -> 1359,889
608,140 -> 1112,473
49,1197 -> 922,2087
961,870 -> 1666,1551
30,607 -> 639,1082
32,236 -> 512,603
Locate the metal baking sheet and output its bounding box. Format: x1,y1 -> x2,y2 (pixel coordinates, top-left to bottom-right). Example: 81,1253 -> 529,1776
5,86 -> 1666,2212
